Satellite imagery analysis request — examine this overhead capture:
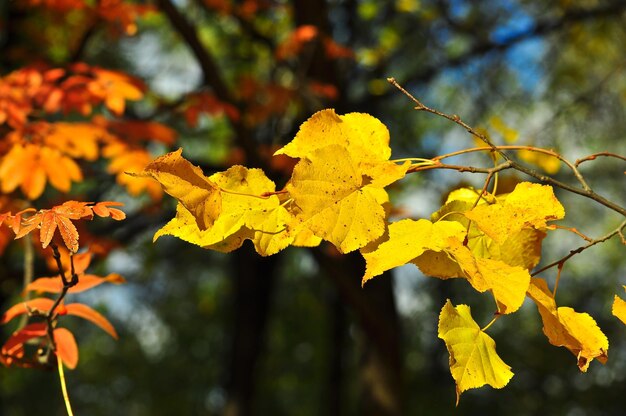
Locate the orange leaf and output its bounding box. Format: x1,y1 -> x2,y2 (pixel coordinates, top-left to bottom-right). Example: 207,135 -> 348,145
39,211 -> 58,249
53,328 -> 79,369
55,215 -> 79,252
65,303 -> 118,339
26,273 -> 125,294
1,298 -> 55,324
1,323 -> 47,366
92,201 -> 126,220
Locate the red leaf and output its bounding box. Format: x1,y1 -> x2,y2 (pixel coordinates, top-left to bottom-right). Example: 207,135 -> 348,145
53,328 -> 78,369
1,298 -> 55,324
65,303 -> 118,339
1,323 -> 47,366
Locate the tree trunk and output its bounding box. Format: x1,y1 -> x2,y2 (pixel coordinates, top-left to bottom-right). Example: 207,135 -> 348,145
223,244 -> 279,416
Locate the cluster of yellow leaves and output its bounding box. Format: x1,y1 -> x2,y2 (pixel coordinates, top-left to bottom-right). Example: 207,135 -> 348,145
144,109 -> 408,256
0,65 -> 176,200
144,108 -> 619,403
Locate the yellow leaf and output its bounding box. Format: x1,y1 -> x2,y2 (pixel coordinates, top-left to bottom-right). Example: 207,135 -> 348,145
432,187 -> 546,271
287,144 -> 390,253
154,164 -> 297,256
465,182 -> 564,244
277,110 -> 408,253
613,290 -> 626,325
444,240 -> 530,314
361,219 -> 466,284
438,300 -> 513,404
468,228 -> 546,271
527,278 -> 609,371
489,116 -> 519,144
142,149 -> 221,229
274,109 -> 392,163
518,149 -> 561,174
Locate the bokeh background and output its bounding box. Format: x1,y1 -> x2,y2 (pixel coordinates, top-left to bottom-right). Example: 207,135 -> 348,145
1,0 -> 625,415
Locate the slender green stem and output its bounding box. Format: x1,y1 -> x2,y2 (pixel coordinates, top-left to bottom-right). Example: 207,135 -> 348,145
57,357 -> 75,416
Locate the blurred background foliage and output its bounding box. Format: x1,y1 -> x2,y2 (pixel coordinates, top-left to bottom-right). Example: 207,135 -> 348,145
0,0 -> 625,415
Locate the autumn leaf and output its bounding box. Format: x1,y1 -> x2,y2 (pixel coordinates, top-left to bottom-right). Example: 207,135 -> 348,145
54,328 -> 79,369
141,149 -> 221,229
88,67 -> 145,116
104,143 -> 164,200
613,286 -> 626,325
527,278 -> 609,371
432,186 -> 546,270
274,109 -> 393,164
0,298 -> 55,324
154,165 -> 296,256
92,201 -> 126,220
361,219 -> 466,284
438,300 -> 513,404
446,239 -> 531,314
64,303 -> 118,339
465,183 -> 564,244
26,273 -> 125,294
0,323 -> 47,367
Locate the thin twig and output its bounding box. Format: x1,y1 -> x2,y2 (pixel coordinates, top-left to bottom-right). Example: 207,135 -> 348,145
575,152 -> 626,167
388,78 -> 626,217
531,219 -> 626,277
17,234 -> 34,329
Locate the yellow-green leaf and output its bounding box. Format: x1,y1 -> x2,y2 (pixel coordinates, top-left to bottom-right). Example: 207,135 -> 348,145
142,149 -> 221,229
438,300 -> 513,404
527,278 -> 609,371
361,219 -> 466,284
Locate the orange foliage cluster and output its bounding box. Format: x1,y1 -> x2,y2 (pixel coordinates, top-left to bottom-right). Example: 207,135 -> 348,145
20,0 -> 155,35
181,92 -> 240,127
0,200 -> 125,253
0,200 -> 125,369
275,25 -> 354,61
202,0 -> 270,19
0,64 -> 177,200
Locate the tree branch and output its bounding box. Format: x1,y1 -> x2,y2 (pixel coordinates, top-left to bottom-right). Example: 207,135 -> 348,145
388,78 -> 626,217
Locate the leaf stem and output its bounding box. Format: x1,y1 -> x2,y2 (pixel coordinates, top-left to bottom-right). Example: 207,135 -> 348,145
481,316 -> 499,332
57,357 -> 75,416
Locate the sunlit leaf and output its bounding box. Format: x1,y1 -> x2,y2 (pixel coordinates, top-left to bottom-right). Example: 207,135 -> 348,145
465,183 -> 564,244
361,219 -> 466,284
0,298 -> 55,324
141,149 -> 221,229
26,273 -> 125,294
613,289 -> 626,325
438,300 -> 513,404
54,328 -> 79,369
527,278 -> 609,371
65,303 -> 118,339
